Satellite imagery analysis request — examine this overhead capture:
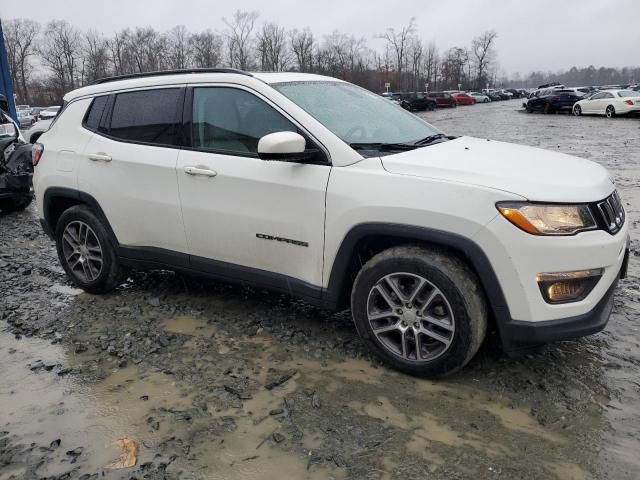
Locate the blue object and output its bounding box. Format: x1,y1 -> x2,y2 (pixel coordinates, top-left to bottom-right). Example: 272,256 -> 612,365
0,21 -> 18,121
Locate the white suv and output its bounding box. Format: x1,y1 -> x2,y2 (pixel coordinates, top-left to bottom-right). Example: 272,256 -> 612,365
33,69 -> 630,377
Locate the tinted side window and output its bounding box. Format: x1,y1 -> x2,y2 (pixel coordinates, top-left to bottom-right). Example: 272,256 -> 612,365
109,88 -> 181,146
83,95 -> 108,131
191,87 -> 296,155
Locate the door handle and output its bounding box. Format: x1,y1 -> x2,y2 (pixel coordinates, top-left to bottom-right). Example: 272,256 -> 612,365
183,166 -> 217,177
88,153 -> 112,162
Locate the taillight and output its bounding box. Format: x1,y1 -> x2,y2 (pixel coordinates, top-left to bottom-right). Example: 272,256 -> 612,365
32,142 -> 44,166
623,100 -> 634,105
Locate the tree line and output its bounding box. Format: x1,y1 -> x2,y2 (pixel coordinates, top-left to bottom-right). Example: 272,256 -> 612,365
2,12 -> 638,107
3,12 -> 501,105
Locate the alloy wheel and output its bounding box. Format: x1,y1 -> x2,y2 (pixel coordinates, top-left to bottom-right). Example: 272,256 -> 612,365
606,106 -> 615,118
573,105 -> 581,116
366,272 -> 455,362
61,220 -> 103,282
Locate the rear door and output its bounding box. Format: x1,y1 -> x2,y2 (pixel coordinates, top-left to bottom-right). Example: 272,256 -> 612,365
77,87 -> 188,261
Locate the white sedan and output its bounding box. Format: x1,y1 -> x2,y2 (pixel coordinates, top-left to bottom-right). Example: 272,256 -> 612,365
467,92 -> 491,103
573,90 -> 640,118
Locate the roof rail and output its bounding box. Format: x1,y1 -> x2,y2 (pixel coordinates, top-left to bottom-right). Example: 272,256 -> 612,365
92,68 -> 253,85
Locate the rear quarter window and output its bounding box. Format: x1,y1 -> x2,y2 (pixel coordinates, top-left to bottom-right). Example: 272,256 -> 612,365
82,95 -> 109,131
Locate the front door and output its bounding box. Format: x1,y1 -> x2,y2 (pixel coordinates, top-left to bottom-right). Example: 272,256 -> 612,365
176,85 -> 331,291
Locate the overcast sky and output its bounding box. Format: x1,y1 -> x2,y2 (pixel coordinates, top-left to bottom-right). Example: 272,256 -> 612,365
1,0 -> 638,75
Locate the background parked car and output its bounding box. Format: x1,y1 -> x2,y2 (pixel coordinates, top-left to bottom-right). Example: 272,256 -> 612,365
426,91 -> 457,108
526,89 -> 581,114
467,92 -> 490,103
29,107 -> 45,120
573,89 -> 640,118
17,110 -> 34,128
485,91 -> 502,101
394,92 -> 437,111
39,106 -> 61,120
452,93 -> 476,105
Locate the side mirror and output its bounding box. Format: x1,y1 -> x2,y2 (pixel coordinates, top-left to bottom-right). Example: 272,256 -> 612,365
258,131 -> 311,162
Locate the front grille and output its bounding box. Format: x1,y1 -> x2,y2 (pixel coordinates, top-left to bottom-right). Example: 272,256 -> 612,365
594,191 -> 625,234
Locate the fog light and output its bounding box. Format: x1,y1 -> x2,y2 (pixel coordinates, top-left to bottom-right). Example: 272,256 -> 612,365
536,269 -> 603,304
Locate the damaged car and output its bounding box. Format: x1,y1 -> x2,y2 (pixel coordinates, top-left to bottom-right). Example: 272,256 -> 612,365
0,111 -> 33,213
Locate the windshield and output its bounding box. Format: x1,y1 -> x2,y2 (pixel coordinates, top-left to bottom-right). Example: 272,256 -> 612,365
272,81 -> 441,145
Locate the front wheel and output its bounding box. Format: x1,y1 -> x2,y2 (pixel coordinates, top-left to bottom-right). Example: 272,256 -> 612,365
351,246 -> 488,378
573,105 -> 582,116
55,205 -> 124,294
606,105 -> 616,118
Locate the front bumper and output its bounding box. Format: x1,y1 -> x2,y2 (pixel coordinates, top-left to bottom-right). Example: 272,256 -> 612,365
474,212 -> 629,351
0,173 -> 32,199
500,273 -> 620,352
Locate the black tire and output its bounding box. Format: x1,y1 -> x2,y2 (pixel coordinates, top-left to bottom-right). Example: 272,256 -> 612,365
573,105 -> 582,116
526,106 -> 533,113
452,102 -> 457,108
0,195 -> 32,213
544,102 -> 552,114
351,245 -> 488,378
55,205 -> 124,294
606,105 -> 616,118
483,98 -> 489,103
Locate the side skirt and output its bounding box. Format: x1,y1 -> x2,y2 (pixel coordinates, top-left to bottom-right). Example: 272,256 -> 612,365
117,246 -> 324,308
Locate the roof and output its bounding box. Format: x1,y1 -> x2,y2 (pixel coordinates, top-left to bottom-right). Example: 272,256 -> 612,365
64,70 -> 340,102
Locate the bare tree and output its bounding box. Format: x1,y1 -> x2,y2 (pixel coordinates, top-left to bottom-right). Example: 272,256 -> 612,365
223,10 -> 258,70
84,30 -> 110,83
167,25 -> 191,69
190,30 -> 222,68
408,38 -> 423,90
378,18 -> 416,88
40,21 -> 82,96
256,23 -> 289,71
3,18 -> 40,103
289,28 -> 314,72
471,30 -> 497,88
423,41 -> 438,88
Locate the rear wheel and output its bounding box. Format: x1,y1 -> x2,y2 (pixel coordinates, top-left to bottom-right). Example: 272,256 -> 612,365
606,105 -> 616,118
0,195 -> 32,213
544,103 -> 552,114
573,104 -> 582,116
55,205 -> 124,294
351,246 -> 488,378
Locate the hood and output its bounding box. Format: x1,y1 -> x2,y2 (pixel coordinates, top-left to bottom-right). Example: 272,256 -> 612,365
381,136 -> 613,202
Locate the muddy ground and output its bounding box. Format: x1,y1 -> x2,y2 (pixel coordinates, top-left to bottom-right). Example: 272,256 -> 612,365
1,101 -> 639,480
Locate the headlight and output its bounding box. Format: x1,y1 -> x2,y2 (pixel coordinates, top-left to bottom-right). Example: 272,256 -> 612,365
497,202 -> 597,235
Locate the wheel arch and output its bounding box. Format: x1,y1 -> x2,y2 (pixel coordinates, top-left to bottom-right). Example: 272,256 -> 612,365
42,187 -> 119,246
323,223 -> 511,329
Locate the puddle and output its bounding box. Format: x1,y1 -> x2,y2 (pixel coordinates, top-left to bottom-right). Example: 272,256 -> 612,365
162,315 -> 210,335
0,328 -> 345,479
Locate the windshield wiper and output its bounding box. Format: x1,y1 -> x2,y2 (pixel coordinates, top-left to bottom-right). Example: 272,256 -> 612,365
413,133 -> 448,146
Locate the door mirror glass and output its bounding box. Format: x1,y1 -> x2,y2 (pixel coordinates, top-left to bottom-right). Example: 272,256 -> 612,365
258,131 -> 308,161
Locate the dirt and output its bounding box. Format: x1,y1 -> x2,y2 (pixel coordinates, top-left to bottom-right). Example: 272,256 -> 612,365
1,101 -> 639,480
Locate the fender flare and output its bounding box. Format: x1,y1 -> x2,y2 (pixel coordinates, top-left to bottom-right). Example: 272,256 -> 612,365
42,187 -> 120,246
322,222 -> 512,331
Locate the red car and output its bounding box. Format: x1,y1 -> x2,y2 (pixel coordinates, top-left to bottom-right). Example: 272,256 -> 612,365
425,92 -> 458,108
452,93 -> 476,106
